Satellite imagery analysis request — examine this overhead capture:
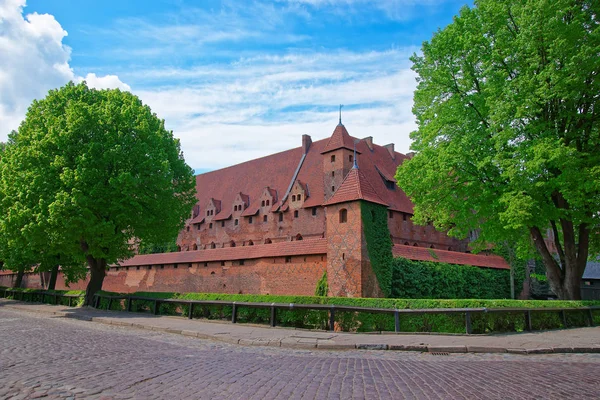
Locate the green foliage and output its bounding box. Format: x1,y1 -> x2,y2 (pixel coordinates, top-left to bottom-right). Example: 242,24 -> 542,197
391,258 -> 511,299
314,270 -> 328,297
361,202 -> 394,296
84,289 -> 600,334
395,0 -> 600,299
137,239 -> 179,255
0,82 -> 196,296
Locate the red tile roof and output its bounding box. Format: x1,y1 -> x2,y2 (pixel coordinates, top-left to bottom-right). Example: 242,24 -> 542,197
324,167 -> 388,207
119,238 -> 327,266
193,124 -> 414,218
189,215 -> 204,225
392,244 -> 510,269
321,124 -> 361,154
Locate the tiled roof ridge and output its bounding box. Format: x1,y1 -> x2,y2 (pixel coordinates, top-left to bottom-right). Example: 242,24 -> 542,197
392,244 -> 510,270
324,167 -> 388,207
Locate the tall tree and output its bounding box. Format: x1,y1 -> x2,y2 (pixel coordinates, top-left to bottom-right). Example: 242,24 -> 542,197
0,82 -> 197,304
396,0 -> 599,300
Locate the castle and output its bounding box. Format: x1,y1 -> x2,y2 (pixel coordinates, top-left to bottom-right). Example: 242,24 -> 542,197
0,122 -> 509,295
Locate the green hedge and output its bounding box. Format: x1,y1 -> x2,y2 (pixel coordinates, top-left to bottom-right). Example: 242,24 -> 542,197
0,287 -> 85,307
93,290 -> 600,334
391,258 -> 512,299
4,286 -> 599,334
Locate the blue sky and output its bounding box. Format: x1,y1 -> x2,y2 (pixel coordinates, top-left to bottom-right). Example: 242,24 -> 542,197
1,0 -> 470,172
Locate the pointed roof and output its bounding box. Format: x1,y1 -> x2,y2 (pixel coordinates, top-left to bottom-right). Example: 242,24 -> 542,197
321,124 -> 361,154
324,167 -> 388,206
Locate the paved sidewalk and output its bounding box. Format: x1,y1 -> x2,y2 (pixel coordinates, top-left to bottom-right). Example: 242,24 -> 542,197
2,298 -> 599,355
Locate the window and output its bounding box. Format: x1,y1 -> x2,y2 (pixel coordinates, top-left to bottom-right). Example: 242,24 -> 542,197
204,262 -> 208,267
331,155 -> 335,162
349,155 -> 353,163
312,207 -> 317,216
249,216 -> 253,224
192,244 -> 198,250
188,263 -> 193,268
266,200 -> 270,206
331,171 -> 335,177
234,219 -> 238,226
339,208 -> 347,223
386,180 -> 395,190
248,240 -> 254,246
186,226 -> 190,232
261,200 -> 265,207
209,223 -> 213,229
230,240 -> 236,247
297,194 -> 302,201
295,233 -> 303,241
294,210 -> 299,218
292,195 -> 296,202
263,215 -> 268,223
430,245 -> 435,249
389,211 -> 393,219
403,213 -> 407,221
221,261 -> 225,266
207,210 -> 210,216
234,205 -> 237,211
331,185 -> 335,192
404,242 -> 409,246
265,238 -> 272,244
240,260 -> 245,266
279,213 -> 283,222
210,242 -> 216,249
285,256 -> 292,263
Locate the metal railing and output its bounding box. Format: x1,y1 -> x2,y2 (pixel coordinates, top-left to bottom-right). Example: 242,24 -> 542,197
2,288 -> 598,334
0,288 -> 83,307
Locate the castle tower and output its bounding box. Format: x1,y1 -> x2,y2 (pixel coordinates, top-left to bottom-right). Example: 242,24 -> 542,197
323,164 -> 389,298
321,123 -> 361,202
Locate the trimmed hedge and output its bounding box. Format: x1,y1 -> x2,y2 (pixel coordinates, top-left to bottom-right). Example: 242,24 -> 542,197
3,286 -> 599,334
0,287 -> 85,307
391,258 -> 512,299
93,290 -> 600,334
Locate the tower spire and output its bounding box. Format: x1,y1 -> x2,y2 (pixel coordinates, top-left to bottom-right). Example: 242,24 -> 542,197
353,139 -> 358,169
338,104 -> 343,126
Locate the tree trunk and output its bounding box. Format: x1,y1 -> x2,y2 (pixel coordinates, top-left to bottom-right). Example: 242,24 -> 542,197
84,257 -> 107,306
14,269 -> 24,288
48,264 -> 59,291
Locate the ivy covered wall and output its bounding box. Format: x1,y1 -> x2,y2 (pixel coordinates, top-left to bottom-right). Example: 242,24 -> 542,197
361,202 -> 394,297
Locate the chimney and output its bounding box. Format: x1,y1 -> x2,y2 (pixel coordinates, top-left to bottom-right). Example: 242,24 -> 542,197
302,134 -> 312,154
362,136 -> 373,150
384,143 -> 395,160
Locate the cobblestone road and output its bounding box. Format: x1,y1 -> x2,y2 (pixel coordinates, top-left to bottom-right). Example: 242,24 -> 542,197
1,308 -> 599,400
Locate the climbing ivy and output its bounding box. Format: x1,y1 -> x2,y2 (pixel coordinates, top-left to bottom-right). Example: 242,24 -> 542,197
314,270 -> 328,297
361,202 -> 393,297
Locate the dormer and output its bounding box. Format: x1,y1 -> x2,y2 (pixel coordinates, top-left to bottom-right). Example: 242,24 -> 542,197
205,198 -> 221,220
232,192 -> 249,214
259,187 -> 277,209
290,180 -> 308,209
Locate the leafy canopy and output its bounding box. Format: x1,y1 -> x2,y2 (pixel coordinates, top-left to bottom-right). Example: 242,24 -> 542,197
0,82 -> 197,273
397,0 -> 600,261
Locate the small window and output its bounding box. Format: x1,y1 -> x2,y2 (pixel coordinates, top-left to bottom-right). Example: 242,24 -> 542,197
249,216 -> 253,224
294,210 -> 299,218
248,240 -> 254,246
386,181 -> 395,190
339,208 -> 347,223
234,219 -> 238,226
204,262 -> 208,267
186,226 -> 190,232
209,223 -> 213,229
331,155 -> 335,162
261,200 -> 265,207
160,264 -> 164,269
292,195 -> 296,202
349,155 -> 353,163
389,211 -> 393,219
266,200 -> 270,206
263,215 -> 268,223
221,261 -> 225,266
240,259 -> 245,266
404,242 -> 409,246
265,238 -> 272,244
174,264 -> 178,269
331,185 -> 335,192
403,213 -> 407,221
234,205 -> 237,211
192,244 -> 198,250
331,171 -> 335,177
297,194 -> 302,201
207,210 -> 210,216
295,233 -> 303,241
188,263 -> 193,268
312,207 -> 317,216
285,256 -> 292,263
430,245 -> 435,249
230,240 -> 236,247
279,213 -> 283,222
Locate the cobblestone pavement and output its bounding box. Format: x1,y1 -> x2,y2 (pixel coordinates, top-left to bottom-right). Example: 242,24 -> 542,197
1,308 -> 599,400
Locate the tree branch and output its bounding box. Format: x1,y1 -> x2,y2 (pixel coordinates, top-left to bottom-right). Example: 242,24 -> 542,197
550,220 -> 566,268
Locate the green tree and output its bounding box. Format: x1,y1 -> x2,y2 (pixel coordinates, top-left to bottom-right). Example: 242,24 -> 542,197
0,82 -> 196,304
396,0 -> 599,300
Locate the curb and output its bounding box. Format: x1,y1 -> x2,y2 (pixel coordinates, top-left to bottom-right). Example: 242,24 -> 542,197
2,301 -> 600,355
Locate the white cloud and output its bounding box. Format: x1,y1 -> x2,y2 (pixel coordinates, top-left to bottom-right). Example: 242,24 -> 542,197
0,0 -> 130,138
77,73 -> 131,91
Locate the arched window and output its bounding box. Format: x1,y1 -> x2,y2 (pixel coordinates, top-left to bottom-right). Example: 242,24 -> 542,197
210,242 -> 216,249
248,240 -> 254,246
261,200 -> 265,207
192,244 -> 198,250
177,246 -> 182,252
263,215 -> 268,223
234,219 -> 239,226
413,243 -> 418,247
294,210 -> 299,218
264,238 -> 272,244
230,240 -> 236,247
279,213 -> 283,222
292,195 -> 296,202
404,242 -> 409,246
297,194 -> 302,201
209,223 -> 213,229
266,200 -> 270,206
295,233 -> 303,241
339,208 -> 347,223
